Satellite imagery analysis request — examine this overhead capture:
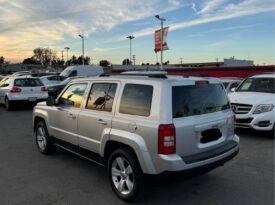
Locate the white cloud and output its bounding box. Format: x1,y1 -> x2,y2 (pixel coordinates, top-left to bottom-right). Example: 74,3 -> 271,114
191,3 -> 197,12
0,0 -> 184,61
127,0 -> 274,39
197,0 -> 228,16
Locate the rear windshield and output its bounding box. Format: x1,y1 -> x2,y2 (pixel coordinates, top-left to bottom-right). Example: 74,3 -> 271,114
172,83 -> 230,118
237,77 -> 274,93
14,78 -> 43,87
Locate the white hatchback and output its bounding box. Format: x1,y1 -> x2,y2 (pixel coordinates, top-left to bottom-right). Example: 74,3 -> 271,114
0,76 -> 48,110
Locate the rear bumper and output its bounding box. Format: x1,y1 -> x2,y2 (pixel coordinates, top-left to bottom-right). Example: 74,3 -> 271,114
148,148 -> 239,178
146,135 -> 239,174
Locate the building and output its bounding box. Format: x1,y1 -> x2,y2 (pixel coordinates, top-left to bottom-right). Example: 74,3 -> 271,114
224,57 -> 254,66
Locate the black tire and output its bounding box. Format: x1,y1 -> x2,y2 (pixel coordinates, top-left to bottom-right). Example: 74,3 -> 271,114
35,121 -> 55,154
5,97 -> 13,111
107,148 -> 144,202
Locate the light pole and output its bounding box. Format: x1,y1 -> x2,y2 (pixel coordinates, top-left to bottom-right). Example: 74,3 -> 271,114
61,50 -> 64,62
132,55 -> 136,65
78,34 -> 84,65
64,47 -> 70,65
126,35 -> 135,65
155,14 -> 166,70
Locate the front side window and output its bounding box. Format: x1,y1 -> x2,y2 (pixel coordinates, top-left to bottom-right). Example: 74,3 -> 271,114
86,83 -> 117,112
59,83 -> 87,108
119,84 -> 153,117
237,78 -> 274,93
173,83 -> 230,118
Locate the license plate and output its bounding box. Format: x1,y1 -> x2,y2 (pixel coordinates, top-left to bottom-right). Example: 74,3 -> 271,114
28,97 -> 37,102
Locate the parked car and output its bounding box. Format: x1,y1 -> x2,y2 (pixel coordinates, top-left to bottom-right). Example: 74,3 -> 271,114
228,73 -> 275,131
11,71 -> 32,76
40,75 -> 66,86
0,76 -> 48,110
33,73 -> 239,201
219,77 -> 243,93
60,65 -> 104,78
47,77 -> 84,98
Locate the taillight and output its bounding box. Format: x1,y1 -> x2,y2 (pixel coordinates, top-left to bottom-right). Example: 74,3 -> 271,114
158,124 -> 176,155
10,87 -> 22,93
41,87 -> 48,92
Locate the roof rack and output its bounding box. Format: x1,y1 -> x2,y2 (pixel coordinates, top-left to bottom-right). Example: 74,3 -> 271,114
99,71 -> 168,79
120,73 -> 167,79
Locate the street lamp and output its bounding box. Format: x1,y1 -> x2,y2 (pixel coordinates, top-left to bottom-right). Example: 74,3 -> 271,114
126,35 -> 135,65
78,34 -> 84,65
64,47 -> 70,65
155,14 -> 166,70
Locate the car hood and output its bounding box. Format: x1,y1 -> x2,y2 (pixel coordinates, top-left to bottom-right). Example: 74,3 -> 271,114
228,92 -> 275,105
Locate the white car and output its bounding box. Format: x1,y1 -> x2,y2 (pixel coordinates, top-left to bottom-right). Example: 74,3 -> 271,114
228,73 -> 275,131
0,76 -> 48,110
40,75 -> 66,86
220,77 -> 243,93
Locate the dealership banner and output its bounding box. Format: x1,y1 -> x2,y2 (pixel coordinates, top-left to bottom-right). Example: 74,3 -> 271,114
154,27 -> 169,52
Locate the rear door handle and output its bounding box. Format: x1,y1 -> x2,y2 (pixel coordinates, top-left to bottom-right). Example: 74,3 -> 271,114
96,119 -> 107,125
68,113 -> 76,119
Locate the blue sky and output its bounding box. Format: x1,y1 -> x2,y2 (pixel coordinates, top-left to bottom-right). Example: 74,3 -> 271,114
0,0 -> 274,65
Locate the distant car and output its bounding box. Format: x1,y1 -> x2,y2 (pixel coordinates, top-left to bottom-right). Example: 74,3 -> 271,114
60,65 -> 104,78
40,75 -> 66,86
220,77 -> 243,93
11,71 -> 32,76
228,73 -> 275,131
47,77 -> 83,98
0,76 -> 48,110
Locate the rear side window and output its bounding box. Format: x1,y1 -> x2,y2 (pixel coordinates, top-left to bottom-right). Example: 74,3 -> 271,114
119,84 -> 153,117
173,83 -> 230,118
14,78 -> 43,87
86,83 -> 117,112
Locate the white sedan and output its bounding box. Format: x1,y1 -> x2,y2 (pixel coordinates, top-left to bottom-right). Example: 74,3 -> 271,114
0,76 -> 48,110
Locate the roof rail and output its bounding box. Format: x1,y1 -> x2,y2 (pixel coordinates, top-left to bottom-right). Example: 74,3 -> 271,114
120,73 -> 167,79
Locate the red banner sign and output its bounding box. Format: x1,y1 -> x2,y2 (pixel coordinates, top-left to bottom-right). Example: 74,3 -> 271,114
154,27 -> 169,52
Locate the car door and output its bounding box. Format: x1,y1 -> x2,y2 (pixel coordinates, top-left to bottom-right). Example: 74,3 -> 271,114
77,82 -> 118,153
50,83 -> 88,146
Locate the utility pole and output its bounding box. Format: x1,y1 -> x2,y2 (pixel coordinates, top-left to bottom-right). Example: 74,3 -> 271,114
132,55 -> 136,65
126,35 -> 135,65
180,57 -> 183,65
64,47 -> 70,66
78,34 -> 84,65
155,15 -> 166,70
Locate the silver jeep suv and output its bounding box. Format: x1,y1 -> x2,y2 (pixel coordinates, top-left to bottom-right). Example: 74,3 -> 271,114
33,73 -> 239,201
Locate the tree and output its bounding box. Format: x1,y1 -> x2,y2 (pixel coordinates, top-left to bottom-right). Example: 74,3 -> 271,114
122,58 -> 130,65
0,56 -> 4,65
99,60 -> 111,67
68,55 -> 90,65
32,47 -> 57,66
22,57 -> 40,64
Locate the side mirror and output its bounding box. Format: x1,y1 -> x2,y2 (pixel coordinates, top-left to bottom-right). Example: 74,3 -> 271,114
231,88 -> 236,92
46,96 -> 56,106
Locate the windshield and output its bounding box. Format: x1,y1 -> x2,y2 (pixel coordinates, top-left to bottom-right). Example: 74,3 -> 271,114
60,69 -> 72,77
237,78 -> 274,94
222,82 -> 229,89
172,83 -> 230,118
60,77 -> 72,85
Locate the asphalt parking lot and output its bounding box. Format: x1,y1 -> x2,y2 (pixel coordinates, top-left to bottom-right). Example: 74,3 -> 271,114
0,106 -> 274,205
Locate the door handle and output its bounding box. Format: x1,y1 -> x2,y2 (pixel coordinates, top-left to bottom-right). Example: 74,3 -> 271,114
68,113 -> 76,119
96,119 -> 107,125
